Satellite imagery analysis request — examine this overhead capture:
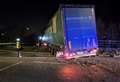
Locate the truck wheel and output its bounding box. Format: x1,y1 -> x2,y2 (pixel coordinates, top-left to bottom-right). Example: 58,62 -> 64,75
110,54 -> 114,57
51,49 -> 56,56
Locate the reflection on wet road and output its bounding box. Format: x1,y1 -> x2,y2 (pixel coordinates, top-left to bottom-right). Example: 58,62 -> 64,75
0,61 -> 120,82
56,64 -> 120,82
57,64 -> 83,81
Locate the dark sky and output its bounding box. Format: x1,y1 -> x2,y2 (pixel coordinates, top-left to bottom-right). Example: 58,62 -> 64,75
0,0 -> 119,32
0,0 -> 58,27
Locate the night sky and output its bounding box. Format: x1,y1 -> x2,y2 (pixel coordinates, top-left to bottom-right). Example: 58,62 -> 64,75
0,0 -> 58,31
0,0 -> 119,27
0,0 -> 119,38
0,0 -> 119,26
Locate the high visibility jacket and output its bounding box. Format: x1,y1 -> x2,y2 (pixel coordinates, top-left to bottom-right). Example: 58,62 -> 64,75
16,42 -> 21,49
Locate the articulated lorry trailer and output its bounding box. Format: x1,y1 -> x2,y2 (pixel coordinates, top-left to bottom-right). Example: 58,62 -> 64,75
43,5 -> 98,59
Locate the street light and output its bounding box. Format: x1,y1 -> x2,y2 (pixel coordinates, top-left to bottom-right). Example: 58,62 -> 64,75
1,33 -> 5,36
26,27 -> 30,31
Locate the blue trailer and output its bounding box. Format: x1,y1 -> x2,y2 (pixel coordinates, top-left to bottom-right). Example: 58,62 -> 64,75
44,5 -> 98,59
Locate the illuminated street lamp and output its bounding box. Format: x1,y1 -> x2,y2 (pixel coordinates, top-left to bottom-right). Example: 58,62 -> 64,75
26,27 -> 30,31
1,33 -> 5,36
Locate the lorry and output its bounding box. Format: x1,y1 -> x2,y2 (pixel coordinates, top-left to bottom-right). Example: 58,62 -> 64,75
43,5 -> 98,59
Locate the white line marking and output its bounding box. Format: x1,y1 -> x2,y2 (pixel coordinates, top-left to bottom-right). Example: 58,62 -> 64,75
0,61 -> 22,71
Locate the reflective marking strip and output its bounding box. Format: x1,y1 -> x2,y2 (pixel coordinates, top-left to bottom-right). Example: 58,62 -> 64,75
0,61 -> 22,71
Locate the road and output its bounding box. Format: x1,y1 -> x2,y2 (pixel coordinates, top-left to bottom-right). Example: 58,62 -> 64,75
0,50 -> 51,57
0,57 -> 120,82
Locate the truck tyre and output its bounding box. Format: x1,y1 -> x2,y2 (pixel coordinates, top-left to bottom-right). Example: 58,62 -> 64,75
110,55 -> 114,57
51,48 -> 56,56
110,54 -> 114,57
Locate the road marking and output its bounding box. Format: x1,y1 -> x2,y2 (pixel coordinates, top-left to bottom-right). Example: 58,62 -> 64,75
33,61 -> 66,65
0,61 -> 22,71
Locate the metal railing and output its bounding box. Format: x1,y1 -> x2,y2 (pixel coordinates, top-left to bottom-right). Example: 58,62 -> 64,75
97,40 -> 120,56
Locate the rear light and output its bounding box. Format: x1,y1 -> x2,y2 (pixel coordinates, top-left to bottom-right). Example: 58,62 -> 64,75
56,51 -> 75,60
90,48 -> 97,53
43,43 -> 47,46
56,51 -> 63,57
65,53 -> 69,57
70,53 -> 73,56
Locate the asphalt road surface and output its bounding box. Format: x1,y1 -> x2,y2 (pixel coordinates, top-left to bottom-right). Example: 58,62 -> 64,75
0,57 -> 120,82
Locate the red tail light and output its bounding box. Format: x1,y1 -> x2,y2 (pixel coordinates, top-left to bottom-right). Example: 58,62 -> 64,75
90,48 -> 97,53
43,43 -> 47,46
65,53 -> 69,57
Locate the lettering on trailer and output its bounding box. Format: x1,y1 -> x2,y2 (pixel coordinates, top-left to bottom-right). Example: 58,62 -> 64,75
66,16 -> 92,20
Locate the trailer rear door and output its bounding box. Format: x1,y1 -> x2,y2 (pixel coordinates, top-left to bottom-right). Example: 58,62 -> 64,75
62,6 -> 98,52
